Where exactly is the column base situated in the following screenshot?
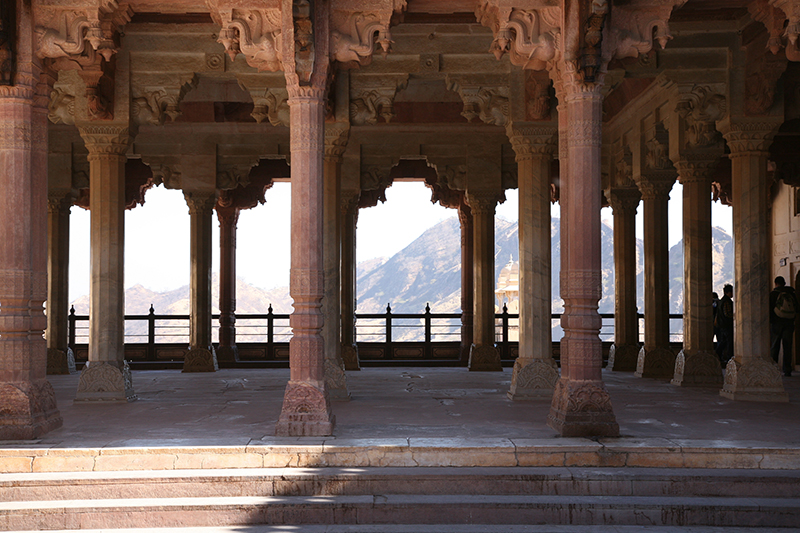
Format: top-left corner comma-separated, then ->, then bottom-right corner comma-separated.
671,349 -> 722,386
468,344 -> 502,371
325,357 -> 351,401
635,345 -> 676,379
182,346 -> 219,373
0,379 -> 63,440
215,345 -> 238,366
341,344 -> 360,371
607,343 -> 640,372
75,361 -> 137,402
547,378 -> 619,437
507,358 -> 558,400
46,347 -> 76,375
275,381 -> 335,436
720,357 -> 788,402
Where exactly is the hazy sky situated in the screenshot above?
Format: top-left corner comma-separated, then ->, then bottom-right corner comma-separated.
67,180 -> 733,302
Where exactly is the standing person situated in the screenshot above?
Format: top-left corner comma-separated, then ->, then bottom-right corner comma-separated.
770,276 -> 797,377
716,284 -> 734,365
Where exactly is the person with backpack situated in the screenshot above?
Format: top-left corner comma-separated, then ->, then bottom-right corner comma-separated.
770,276 -> 797,377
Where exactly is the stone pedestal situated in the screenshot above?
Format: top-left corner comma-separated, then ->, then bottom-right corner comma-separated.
672,162 -> 722,386
547,70 -> 618,437
323,125 -> 350,400
607,188 -> 641,372
46,194 -> 75,375
507,124 -> 558,398
276,84 -> 335,436
340,194 -> 360,371
634,168 -> 677,379
216,205 -> 239,365
466,192 -> 503,372
718,119 -> 787,402
75,125 -> 136,403
458,203 -> 474,365
183,192 -> 218,373
0,33 -> 63,437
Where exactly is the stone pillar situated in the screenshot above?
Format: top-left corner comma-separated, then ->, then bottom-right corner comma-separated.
547,70 -> 618,437
719,119 -> 787,402
75,125 -> 136,403
466,192 -> 503,371
340,194 -> 360,370
671,163 -> 722,386
458,203 -> 474,365
183,191 -> 218,372
216,205 -> 239,364
323,125 -> 350,399
634,168 -> 677,379
46,194 -> 76,374
0,7 -> 63,437
607,188 -> 641,371
507,125 -> 559,398
275,85 -> 335,436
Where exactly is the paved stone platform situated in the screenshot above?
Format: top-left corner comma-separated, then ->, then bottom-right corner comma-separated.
1,368 -> 799,472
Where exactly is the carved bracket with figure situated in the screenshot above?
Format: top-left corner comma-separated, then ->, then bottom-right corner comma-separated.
211,8 -> 284,72
476,2 -> 560,70
331,0 -> 405,66
447,76 -> 510,126
131,75 -> 198,126
349,74 -> 408,125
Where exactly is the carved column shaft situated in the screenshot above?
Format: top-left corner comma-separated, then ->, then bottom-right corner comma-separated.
46,195 -> 74,374
0,30 -> 62,436
547,75 -> 618,437
276,87 -> 335,435
634,172 -> 676,379
183,192 -> 217,373
217,205 -> 239,356
467,192 -> 503,371
458,204 -> 474,365
508,128 -> 559,398
340,196 -> 359,370
720,121 -> 787,401
76,125 -> 136,402
323,127 -> 349,399
608,188 -> 641,371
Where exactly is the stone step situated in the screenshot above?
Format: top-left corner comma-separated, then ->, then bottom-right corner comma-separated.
8,527 -> 799,533
1,494 -> 799,530
3,467 -> 799,502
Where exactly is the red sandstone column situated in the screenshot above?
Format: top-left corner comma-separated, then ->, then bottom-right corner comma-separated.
507,125 -> 559,398
216,205 -> 239,364
323,125 -> 350,399
466,192 -> 503,371
719,118 -> 787,401
458,204 -> 474,365
634,166 -> 677,379
547,69 -> 618,437
0,1 -> 62,438
607,188 -> 641,371
75,125 -> 136,402
340,194 -> 360,370
183,191 -> 218,372
275,84 -> 335,435
671,167 -> 722,386
46,194 -> 76,374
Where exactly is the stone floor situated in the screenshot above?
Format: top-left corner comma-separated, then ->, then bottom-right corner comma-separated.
8,367 -> 800,448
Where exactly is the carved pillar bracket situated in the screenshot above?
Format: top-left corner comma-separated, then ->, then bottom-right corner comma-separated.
331,1 -> 407,65
758,0 -> 800,61
475,2 -> 561,70
209,7 -> 283,72
506,123 -> 558,398
547,64 -> 618,437
447,76 -> 510,126
131,75 -> 198,126
606,186 -> 641,372
183,191 -> 218,373
717,117 -> 788,402
349,74 -> 408,125
466,191 -> 504,372
236,77 -> 290,126
75,124 -> 136,403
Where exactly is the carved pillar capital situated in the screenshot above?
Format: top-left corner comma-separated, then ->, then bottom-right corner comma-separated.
506,124 -> 557,161
719,118 -> 783,156
184,191 -> 217,215
674,155 -> 721,186
216,204 -> 240,228
635,171 -> 677,200
607,187 -> 641,215
78,125 -> 132,157
466,191 -> 504,215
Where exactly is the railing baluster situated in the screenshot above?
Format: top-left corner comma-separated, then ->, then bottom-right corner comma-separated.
68,305 -> 76,353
